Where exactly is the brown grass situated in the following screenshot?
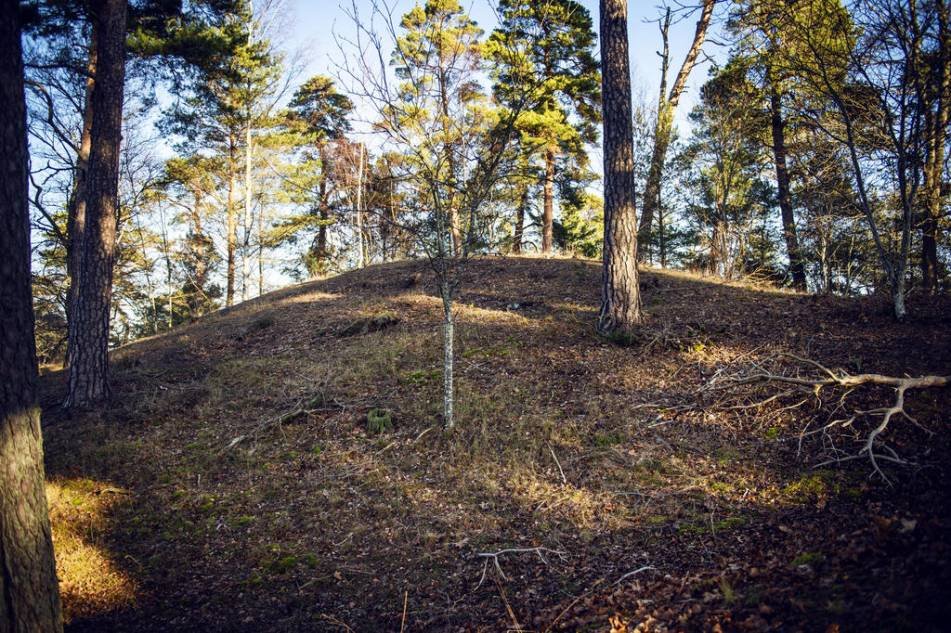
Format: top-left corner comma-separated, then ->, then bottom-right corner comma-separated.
40,256 -> 951,632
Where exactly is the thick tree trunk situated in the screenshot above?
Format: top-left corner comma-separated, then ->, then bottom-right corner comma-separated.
513,185 -> 528,254
65,25 -> 98,366
598,0 -> 643,336
637,0 -> 714,249
0,3 -> 64,628
65,0 -> 128,410
768,78 -> 807,290
542,148 -> 555,253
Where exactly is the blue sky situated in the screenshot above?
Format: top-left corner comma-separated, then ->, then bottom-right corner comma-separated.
281,0 -> 727,132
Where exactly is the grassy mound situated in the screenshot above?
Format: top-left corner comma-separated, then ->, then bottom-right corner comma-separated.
41,257 -> 951,632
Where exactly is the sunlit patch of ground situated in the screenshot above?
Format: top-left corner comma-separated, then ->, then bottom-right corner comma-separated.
46,478 -> 137,623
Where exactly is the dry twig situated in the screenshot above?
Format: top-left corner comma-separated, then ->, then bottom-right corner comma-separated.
476,547 -> 566,588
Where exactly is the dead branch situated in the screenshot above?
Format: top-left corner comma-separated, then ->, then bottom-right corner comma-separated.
476,547 -> 566,588
711,353 -> 949,482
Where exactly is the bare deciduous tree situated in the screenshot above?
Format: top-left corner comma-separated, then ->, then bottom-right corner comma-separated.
336,0 -> 537,428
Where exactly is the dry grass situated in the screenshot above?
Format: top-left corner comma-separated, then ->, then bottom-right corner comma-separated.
39,256 -> 951,632
46,479 -> 137,623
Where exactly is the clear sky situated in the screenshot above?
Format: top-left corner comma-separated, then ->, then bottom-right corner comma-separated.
280,0 -> 727,134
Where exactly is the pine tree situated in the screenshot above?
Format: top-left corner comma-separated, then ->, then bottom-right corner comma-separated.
598,0 -> 642,337
65,0 -> 129,409
161,0 -> 282,305
274,76 -> 354,275
0,0 -> 63,626
487,0 -> 600,254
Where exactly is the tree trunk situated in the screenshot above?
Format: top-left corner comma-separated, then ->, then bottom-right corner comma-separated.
513,184 -> 528,254
243,117 -> 253,300
65,0 -> 128,410
355,143 -> 365,268
922,0 -> 948,293
768,77 -> 807,290
637,0 -> 714,249
257,198 -> 264,296
598,0 -> 643,337
658,201 -> 667,268
542,148 -> 555,253
65,24 -> 98,366
226,149 -> 236,306
0,3 -> 64,628
440,281 -> 454,429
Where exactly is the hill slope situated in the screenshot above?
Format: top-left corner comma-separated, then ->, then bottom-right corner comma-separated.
41,257 -> 951,631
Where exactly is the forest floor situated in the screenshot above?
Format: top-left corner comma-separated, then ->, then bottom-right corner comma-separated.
39,257 -> 951,632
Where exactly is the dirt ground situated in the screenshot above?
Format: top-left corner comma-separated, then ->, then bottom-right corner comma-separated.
40,257 -> 951,632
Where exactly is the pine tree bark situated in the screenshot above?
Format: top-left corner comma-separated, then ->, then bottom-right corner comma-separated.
922,0 -> 948,293
598,0 -> 643,336
65,0 -> 128,410
542,148 -> 555,253
767,76 -> 807,290
0,2 -> 64,628
65,25 -> 98,366
637,0 -> 714,249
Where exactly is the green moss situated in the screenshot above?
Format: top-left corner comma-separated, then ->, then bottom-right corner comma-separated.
268,555 -> 298,574
594,432 -> 623,447
709,480 -> 735,494
782,470 -> 839,504
790,551 -> 825,567
233,515 -> 256,528
764,426 -> 780,440
196,494 -> 215,513
714,516 -> 747,530
402,369 -> 440,385
714,447 -> 741,464
301,553 -> 319,568
678,520 -> 707,535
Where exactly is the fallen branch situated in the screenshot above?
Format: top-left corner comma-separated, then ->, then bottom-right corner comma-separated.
713,353 -> 948,482
613,565 -> 656,586
225,392 -> 344,450
476,547 -> 566,588
548,442 -> 567,484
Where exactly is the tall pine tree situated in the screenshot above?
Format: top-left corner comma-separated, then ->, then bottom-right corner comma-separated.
487,0 -> 600,254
